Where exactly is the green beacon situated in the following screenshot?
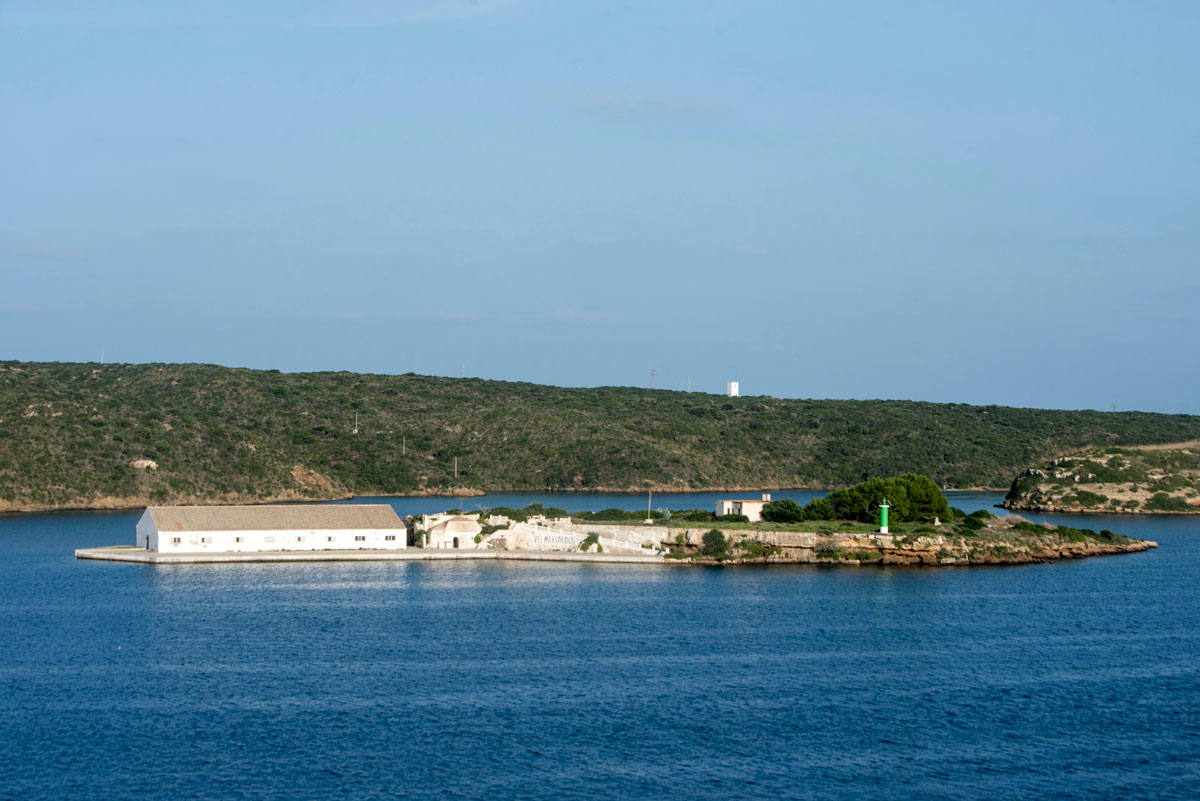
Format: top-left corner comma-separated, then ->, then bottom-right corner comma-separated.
879,497 -> 890,534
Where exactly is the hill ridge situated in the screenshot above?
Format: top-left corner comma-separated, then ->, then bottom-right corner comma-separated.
3,360 -> 1199,512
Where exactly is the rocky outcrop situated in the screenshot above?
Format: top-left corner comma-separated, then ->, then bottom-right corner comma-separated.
1004,444 -> 1200,515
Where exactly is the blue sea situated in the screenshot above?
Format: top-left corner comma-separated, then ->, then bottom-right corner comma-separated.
1,491 -> 1198,800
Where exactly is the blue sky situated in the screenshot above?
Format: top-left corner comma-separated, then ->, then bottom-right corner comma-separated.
2,1 -> 1197,412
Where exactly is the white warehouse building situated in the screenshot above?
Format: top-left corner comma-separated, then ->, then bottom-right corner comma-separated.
135,504 -> 408,553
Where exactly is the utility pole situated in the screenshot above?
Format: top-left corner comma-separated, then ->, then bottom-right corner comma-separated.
647,489 -> 652,522
650,369 -> 656,390
461,365 -> 465,378
454,456 -> 458,479
687,375 -> 691,393
402,435 -> 406,456
352,412 -> 358,435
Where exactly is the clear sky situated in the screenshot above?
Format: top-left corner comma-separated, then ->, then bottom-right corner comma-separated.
2,1 -> 1197,413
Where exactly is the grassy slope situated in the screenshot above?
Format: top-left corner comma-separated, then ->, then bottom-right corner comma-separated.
3,360 -> 1200,511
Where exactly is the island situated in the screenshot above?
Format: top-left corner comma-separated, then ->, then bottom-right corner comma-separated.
77,475 -> 1155,566
1003,442 -> 1200,514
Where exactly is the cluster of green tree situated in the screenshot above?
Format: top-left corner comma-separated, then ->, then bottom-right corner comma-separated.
761,474 -> 950,524
3,360 -> 1200,510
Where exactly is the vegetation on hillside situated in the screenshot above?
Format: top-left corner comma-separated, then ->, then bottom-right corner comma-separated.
3,360 -> 1200,511
1005,444 -> 1200,513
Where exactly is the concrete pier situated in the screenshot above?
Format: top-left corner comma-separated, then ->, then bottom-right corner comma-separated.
74,545 -> 665,565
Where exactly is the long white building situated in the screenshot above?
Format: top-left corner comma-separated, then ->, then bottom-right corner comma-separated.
135,504 -> 407,553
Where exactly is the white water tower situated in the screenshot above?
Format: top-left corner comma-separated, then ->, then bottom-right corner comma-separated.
727,381 -> 739,397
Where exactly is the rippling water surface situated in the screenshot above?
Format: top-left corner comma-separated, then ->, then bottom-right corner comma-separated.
1,493 -> 1198,800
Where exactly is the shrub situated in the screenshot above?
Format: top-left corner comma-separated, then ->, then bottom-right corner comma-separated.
761,498 -> 806,523
803,497 -> 834,521
1144,492 -> 1189,512
700,529 -> 727,557
1068,489 -> 1108,505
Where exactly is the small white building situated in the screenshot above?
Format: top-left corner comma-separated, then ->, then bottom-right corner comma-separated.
715,493 -> 772,523
135,504 -> 407,553
727,381 -> 740,397
421,513 -> 483,549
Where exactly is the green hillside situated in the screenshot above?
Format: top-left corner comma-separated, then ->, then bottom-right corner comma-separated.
2,360 -> 1199,511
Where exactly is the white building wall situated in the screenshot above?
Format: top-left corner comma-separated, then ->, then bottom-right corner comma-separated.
136,509 -> 155,549
715,499 -> 767,522
147,523 -> 406,553
427,519 -> 483,549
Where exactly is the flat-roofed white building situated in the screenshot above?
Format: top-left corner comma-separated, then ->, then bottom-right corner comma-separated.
135,504 -> 407,553
715,493 -> 772,523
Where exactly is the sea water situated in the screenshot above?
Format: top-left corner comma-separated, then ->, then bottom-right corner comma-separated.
0,493 -> 1197,800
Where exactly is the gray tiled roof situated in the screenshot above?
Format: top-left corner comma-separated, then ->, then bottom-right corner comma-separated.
146,504 -> 404,532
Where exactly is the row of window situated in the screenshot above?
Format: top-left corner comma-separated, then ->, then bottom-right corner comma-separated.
167,534 -> 398,545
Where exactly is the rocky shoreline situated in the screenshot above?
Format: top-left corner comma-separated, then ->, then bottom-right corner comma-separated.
661,526 -> 1155,566
1001,499 -> 1199,515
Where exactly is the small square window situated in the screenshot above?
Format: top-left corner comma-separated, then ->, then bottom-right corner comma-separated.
354,535 -> 366,542
172,537 -> 181,544
235,537 -> 243,543
385,535 -> 395,541
327,536 -> 335,542
200,537 -> 211,544
297,536 -> 304,542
